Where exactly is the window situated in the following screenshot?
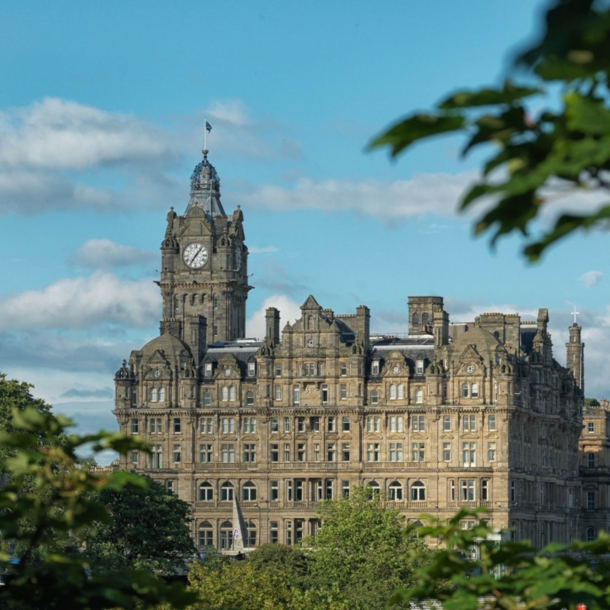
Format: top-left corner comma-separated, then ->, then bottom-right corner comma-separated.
588,452 -> 596,467
463,442 -> 476,467
270,481 -> 279,501
389,481 -> 403,501
149,417 -> 162,434
450,480 -> 455,501
220,483 -> 234,502
368,481 -> 381,496
243,417 -> 256,433
389,442 -> 403,462
321,385 -> 328,404
270,417 -> 279,433
203,390 -> 212,406
342,416 -> 350,432
270,521 -> 279,544
488,414 -> 496,431
130,450 -> 139,463
248,362 -> 256,377
150,445 -> 162,469
286,481 -> 293,502
284,417 -> 291,433
200,417 -> 213,434
588,422 -> 595,433
221,387 -> 228,401
342,443 -> 350,461
366,443 -> 380,462
340,384 -> 347,400
443,442 -> 451,461
229,386 -> 236,401
415,389 -> 424,404
587,527 -> 596,542
204,363 -> 213,378
199,482 -> 213,501
199,444 -> 213,463
327,443 -> 336,462
372,361 -> 380,376
397,384 -> 404,399
389,416 -> 402,432
341,481 -> 350,498
198,521 -> 213,548
370,389 -> 379,404
172,444 -> 181,463
463,415 -> 476,432
389,384 -> 397,400
275,364 -> 282,377
367,416 -> 380,432
488,442 -> 497,462
340,363 -> 347,376
460,480 -> 475,501
270,443 -> 279,462
243,443 -> 256,463
481,479 -> 489,501
411,481 -> 426,501
294,416 -> 304,433
285,520 -> 293,545
131,418 -> 139,434
411,442 -> 425,462
242,481 -> 257,501
293,385 -> 300,405
221,444 -> 235,463
173,418 -> 181,433
297,443 -> 306,461
510,480 -> 516,502
327,417 -> 336,432
246,391 -> 254,405
220,520 -> 233,549
442,415 -> 451,431
284,443 -> 291,462
471,383 -> 479,398
150,387 -> 158,402
221,417 -> 235,434
311,416 -> 320,432
587,491 -> 596,510
274,385 -> 282,401
416,359 -> 424,375
412,415 -> 425,432
462,383 -> 469,398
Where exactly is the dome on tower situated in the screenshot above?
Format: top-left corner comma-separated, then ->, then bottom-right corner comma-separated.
186,151 -> 226,217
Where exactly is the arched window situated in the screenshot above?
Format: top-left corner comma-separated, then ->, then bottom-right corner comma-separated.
158,387 -> 166,402
242,481 -> 257,501
203,391 -> 212,406
397,384 -> 404,399
412,313 -> 420,328
246,520 -> 257,547
471,383 -> 479,398
462,383 -> 469,398
367,481 -> 380,498
198,520 -> 213,548
220,482 -> 234,501
220,520 -> 233,550
198,482 -> 213,501
421,313 -> 429,328
370,389 -> 379,404
415,389 -> 423,404
411,481 -> 426,501
246,391 -> 254,406
388,481 -> 403,501
587,527 -> 596,542
150,387 -> 157,402
229,386 -> 236,401
389,384 -> 396,400
221,387 -> 229,401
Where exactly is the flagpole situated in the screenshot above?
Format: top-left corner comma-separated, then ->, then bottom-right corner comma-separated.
203,116 -> 207,152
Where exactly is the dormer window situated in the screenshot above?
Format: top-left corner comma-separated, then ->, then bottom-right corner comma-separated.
248,362 -> 256,377
416,360 -> 424,375
372,361 -> 380,376
205,363 -> 213,378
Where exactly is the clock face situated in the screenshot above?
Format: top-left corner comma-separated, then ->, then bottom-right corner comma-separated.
466,365 -> 475,373
393,366 -> 399,374
224,368 -> 231,376
154,369 -> 161,378
307,339 -> 315,347
183,243 -> 208,268
234,247 -> 242,270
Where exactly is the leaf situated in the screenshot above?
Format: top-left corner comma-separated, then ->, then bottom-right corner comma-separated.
565,91 -> 610,134
439,81 -> 541,110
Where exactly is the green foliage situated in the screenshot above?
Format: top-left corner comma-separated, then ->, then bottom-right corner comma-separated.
304,485 -> 430,610
247,543 -> 311,590
0,400 -> 196,609
585,397 -> 601,406
84,475 -> 196,575
369,0 -> 610,261
390,508 -> 610,609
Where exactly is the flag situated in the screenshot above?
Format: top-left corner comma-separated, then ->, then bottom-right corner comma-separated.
205,120 -> 212,133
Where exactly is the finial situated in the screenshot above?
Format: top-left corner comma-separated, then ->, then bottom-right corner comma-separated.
237,204 -> 241,209
202,149 -> 209,157
572,305 -> 580,325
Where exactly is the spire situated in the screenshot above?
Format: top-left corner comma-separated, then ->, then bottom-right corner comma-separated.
185,150 -> 226,217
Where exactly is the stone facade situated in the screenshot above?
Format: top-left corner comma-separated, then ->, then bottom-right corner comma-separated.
113,153 -> 599,552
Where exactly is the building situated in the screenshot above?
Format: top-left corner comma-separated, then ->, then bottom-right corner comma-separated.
113,151 -> 594,551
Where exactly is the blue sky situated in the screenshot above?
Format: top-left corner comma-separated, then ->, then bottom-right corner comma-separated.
2,1 -> 609,451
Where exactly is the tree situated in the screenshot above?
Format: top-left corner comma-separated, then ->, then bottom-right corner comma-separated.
0,401 -> 196,609
247,543 -> 312,590
84,475 -> 196,575
370,0 -> 610,261
304,485 -> 430,610
390,508 -> 610,610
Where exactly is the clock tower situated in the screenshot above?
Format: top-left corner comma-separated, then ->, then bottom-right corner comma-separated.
159,150 -> 250,350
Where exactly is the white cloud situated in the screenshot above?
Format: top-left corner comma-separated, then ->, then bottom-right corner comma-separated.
229,172 -> 476,221
69,239 -> 156,269
0,271 -> 161,330
246,294 -> 303,340
580,270 -> 604,288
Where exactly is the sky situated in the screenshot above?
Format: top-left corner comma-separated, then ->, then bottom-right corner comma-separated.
2,1 -> 610,455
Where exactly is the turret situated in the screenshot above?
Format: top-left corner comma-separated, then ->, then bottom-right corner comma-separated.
566,323 -> 585,394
